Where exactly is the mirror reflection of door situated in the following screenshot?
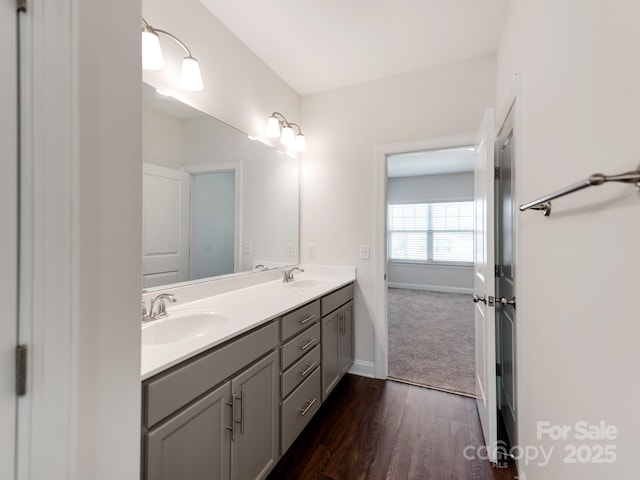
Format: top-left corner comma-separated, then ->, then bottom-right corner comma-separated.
142,163 -> 191,288
191,171 -> 236,278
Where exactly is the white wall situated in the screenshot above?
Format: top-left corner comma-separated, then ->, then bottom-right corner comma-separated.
300,55 -> 496,371
497,1 -> 640,478
143,103 -> 185,166
142,0 -> 300,145
387,172 -> 474,292
76,0 -> 142,478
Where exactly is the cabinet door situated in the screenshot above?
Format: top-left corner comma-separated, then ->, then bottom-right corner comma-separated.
145,381 -> 231,480
231,351 -> 280,480
321,309 -> 341,400
339,301 -> 354,375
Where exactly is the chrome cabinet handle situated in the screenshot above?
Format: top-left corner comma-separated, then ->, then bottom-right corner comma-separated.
298,362 -> 318,377
298,398 -> 317,417
239,388 -> 245,434
299,314 -> 316,325
300,338 -> 317,351
226,397 -> 237,440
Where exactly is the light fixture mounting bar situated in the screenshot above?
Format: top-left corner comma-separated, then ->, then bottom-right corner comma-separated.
142,17 -> 194,58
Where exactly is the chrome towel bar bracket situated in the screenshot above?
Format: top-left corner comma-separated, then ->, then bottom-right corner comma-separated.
519,165 -> 640,216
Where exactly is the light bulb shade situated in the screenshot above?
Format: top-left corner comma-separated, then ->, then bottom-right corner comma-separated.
180,57 -> 203,91
280,125 -> 295,146
295,133 -> 306,152
265,116 -> 281,138
142,30 -> 164,70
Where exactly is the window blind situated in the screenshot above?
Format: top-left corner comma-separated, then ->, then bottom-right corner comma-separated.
388,201 -> 473,263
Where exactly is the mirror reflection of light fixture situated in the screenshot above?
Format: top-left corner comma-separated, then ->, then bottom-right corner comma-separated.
142,18 -> 203,91
265,112 -> 306,152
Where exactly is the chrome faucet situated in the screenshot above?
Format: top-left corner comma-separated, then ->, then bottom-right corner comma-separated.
282,266 -> 304,283
143,293 -> 177,322
254,264 -> 267,271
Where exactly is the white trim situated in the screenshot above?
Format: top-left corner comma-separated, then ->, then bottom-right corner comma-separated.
388,283 -> 473,295
348,360 -> 376,378
18,0 -> 77,478
373,134 -> 476,380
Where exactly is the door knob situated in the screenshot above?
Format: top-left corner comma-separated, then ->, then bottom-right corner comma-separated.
499,297 -> 516,308
473,294 -> 486,304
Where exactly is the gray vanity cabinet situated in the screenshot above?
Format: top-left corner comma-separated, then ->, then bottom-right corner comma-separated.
321,284 -> 355,400
146,381 -> 231,480
230,350 -> 280,480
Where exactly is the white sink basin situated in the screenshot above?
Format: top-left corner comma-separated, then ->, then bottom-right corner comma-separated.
287,279 -> 329,289
142,310 -> 231,346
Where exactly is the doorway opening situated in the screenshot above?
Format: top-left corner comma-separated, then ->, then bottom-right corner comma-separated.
385,145 -> 477,397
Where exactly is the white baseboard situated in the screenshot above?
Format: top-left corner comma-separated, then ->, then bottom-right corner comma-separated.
388,282 -> 473,295
348,360 -> 376,378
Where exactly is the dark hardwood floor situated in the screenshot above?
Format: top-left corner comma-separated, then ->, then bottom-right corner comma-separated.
268,375 -> 517,480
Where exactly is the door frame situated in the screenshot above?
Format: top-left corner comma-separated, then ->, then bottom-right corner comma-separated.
373,134 -> 476,379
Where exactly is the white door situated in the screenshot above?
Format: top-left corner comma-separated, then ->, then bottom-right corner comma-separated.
473,107 -> 497,463
143,163 -> 191,288
0,1 -> 18,477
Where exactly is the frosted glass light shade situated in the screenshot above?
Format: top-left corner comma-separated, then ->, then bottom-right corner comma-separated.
180,57 -> 203,91
265,116 -> 281,137
142,30 -> 164,70
280,125 -> 295,146
295,133 -> 306,152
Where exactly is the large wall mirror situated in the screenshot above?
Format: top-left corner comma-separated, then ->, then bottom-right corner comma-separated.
142,83 -> 299,290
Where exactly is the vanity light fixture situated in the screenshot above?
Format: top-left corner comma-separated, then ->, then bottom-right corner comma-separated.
265,112 -> 306,152
142,18 -> 203,91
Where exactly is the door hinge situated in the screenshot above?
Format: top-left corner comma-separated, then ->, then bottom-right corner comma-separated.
17,0 -> 27,12
494,167 -> 500,180
495,264 -> 501,278
496,363 -> 502,377
16,345 -> 27,396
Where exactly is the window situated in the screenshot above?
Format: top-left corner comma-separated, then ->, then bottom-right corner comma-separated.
388,201 -> 473,263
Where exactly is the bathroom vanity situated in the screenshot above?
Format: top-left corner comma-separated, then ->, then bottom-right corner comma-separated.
140,268 -> 355,480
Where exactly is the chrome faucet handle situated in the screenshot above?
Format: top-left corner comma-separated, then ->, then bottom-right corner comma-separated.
142,300 -> 151,321
149,293 -> 177,319
283,266 -> 304,283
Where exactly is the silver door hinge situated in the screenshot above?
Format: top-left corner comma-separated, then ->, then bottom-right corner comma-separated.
16,345 -> 27,396
17,0 -> 27,13
494,167 -> 500,180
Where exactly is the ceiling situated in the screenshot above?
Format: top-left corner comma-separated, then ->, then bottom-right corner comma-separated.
387,147 -> 475,178
199,0 -> 510,95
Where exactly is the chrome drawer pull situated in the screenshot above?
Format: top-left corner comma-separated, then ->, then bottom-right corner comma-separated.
299,314 -> 316,325
300,338 -> 317,351
298,362 -> 318,377
298,398 -> 317,417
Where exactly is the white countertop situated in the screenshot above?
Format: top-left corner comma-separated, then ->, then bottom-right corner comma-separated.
141,266 -> 356,380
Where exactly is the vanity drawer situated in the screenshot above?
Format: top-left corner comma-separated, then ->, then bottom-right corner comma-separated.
281,368 -> 321,453
281,322 -> 320,370
321,283 -> 354,316
144,320 -> 278,429
281,345 -> 320,399
281,300 -> 320,341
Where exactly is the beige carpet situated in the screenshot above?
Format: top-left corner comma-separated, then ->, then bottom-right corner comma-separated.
387,288 -> 476,397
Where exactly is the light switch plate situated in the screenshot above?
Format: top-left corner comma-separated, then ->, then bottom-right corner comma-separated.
307,244 -> 316,258
360,244 -> 370,259
287,243 -> 295,257
243,241 -> 252,254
